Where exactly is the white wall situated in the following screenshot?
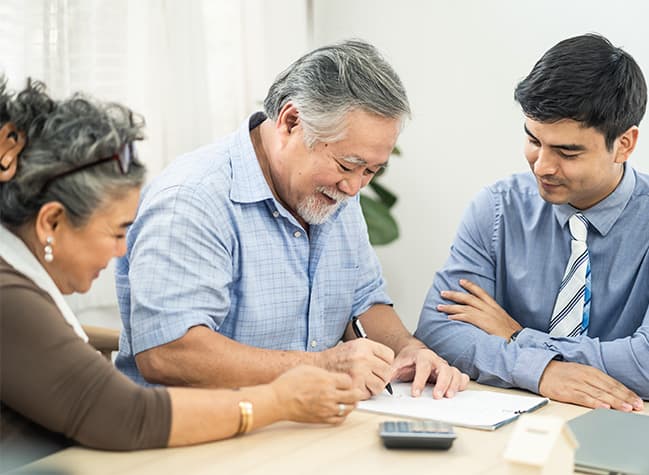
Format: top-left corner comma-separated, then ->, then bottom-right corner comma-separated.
312,0 -> 649,330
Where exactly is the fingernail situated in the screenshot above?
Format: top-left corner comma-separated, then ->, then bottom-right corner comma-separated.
440,291 -> 448,297
447,390 -> 454,398
459,279 -> 466,285
621,403 -> 633,412
634,399 -> 644,410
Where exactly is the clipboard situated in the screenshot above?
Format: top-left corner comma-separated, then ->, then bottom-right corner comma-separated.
357,382 -> 548,430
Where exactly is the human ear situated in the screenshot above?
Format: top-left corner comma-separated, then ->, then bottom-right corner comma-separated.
614,126 -> 639,164
276,102 -> 300,137
34,202 -> 66,246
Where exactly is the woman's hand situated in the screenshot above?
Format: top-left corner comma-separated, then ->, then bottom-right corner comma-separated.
271,365 -> 362,425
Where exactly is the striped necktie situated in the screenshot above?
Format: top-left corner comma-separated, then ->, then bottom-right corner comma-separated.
548,213 -> 591,337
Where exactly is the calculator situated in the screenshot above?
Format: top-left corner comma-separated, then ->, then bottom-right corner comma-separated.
379,420 -> 457,450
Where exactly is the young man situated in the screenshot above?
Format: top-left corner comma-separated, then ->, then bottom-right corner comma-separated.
116,40 -> 468,399
416,34 -> 647,410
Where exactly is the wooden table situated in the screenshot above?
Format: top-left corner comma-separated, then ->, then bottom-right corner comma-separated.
14,382 -> 648,475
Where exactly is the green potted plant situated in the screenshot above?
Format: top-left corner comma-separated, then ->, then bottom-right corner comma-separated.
360,146 -> 401,245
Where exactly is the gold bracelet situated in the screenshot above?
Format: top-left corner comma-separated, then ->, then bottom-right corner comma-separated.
237,401 -> 253,435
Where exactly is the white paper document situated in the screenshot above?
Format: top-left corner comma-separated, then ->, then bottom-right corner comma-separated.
357,383 -> 548,430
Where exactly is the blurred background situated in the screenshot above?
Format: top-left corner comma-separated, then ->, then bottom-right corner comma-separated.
2,0 -> 648,331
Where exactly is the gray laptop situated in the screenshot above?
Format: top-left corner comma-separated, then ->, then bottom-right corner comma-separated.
568,408 -> 649,475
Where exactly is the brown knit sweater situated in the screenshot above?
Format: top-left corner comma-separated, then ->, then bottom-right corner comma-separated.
0,257 -> 171,471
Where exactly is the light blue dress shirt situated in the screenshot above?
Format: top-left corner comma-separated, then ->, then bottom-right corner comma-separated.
115,113 -> 391,386
415,166 -> 649,398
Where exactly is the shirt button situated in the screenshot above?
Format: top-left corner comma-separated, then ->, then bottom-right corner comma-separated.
272,210 -> 279,218
294,231 -> 302,238
310,340 -> 317,348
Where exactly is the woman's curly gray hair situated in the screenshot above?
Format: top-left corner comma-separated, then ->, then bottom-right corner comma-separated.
0,77 -> 146,227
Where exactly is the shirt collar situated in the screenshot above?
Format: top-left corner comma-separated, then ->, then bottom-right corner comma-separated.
553,164 -> 636,236
229,112 -> 275,204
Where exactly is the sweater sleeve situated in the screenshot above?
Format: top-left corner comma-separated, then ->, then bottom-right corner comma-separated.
0,271 -> 172,450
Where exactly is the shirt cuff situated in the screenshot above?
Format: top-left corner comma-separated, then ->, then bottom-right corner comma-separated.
513,327 -> 556,349
132,314 -> 218,355
511,346 -> 560,393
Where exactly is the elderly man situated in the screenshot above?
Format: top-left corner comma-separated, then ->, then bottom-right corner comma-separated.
116,40 -> 468,399
416,34 -> 648,411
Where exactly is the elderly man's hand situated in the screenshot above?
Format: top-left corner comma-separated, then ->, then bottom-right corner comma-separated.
316,339 -> 394,400
391,341 -> 469,399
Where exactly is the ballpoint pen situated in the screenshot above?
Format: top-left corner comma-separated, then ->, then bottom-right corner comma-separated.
351,316 -> 394,395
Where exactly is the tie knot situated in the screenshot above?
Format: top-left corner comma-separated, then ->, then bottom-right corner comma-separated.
568,213 -> 588,242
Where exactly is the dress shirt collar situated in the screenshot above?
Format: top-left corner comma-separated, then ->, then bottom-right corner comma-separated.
553,164 -> 636,236
229,112 -> 275,204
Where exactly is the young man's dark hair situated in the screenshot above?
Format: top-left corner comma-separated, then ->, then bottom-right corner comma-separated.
514,33 -> 647,150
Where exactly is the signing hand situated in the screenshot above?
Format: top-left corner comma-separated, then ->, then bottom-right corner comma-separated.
438,279 -> 522,339
391,341 -> 469,399
539,360 -> 644,412
317,338 -> 394,399
271,365 -> 362,425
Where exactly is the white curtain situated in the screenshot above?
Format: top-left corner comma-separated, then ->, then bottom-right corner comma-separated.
1,0 -> 310,326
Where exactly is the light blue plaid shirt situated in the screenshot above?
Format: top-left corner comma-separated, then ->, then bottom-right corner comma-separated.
115,113 -> 391,385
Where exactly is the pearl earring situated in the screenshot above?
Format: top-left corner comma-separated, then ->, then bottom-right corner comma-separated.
44,236 -> 54,263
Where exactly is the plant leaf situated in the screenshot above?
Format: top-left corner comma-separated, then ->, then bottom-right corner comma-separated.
368,180 -> 397,209
360,194 -> 399,245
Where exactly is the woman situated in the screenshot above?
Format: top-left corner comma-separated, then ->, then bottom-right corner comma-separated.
0,80 -> 361,471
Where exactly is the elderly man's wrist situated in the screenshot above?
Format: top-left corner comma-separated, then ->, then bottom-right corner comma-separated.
309,348 -> 327,370
395,337 -> 427,355
508,328 -> 523,343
